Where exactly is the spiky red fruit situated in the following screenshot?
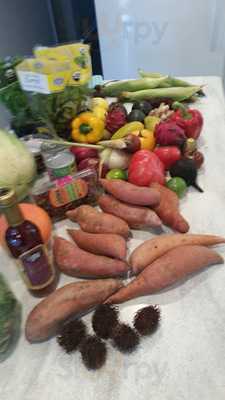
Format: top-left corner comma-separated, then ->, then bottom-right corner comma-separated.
133,305 -> 160,336
80,335 -> 107,370
57,319 -> 87,353
105,103 -> 127,133
112,323 -> 140,353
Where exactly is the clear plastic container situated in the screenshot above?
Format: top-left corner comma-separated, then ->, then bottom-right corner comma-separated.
30,168 -> 100,222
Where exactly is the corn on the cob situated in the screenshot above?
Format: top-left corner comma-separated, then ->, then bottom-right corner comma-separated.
121,86 -> 201,102
138,70 -> 194,87
101,77 -> 168,97
138,70 -> 165,79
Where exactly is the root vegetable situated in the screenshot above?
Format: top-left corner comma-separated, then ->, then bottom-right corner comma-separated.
66,205 -> 130,238
68,229 -> 127,260
25,278 -> 123,342
98,194 -> 162,229
54,237 -> 129,278
150,182 -> 189,233
106,245 -> 223,304
130,233 -> 225,274
100,178 -> 160,206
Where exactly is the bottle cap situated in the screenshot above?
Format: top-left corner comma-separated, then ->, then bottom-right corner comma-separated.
0,188 -> 17,208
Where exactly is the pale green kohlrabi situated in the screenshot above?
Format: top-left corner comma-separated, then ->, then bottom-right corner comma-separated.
0,129 -> 36,200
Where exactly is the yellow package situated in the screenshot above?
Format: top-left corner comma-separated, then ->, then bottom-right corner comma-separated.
16,58 -> 71,94
34,43 -> 92,86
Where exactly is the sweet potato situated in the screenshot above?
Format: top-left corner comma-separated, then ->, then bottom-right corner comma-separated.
26,278 -> 123,342
150,182 -> 189,233
106,245 -> 223,304
54,236 -> 129,278
66,205 -> 130,238
130,233 -> 225,274
98,194 -> 162,229
100,178 -> 160,206
68,229 -> 127,260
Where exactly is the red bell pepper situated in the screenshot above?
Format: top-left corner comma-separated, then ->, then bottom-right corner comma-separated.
153,146 -> 181,170
170,102 -> 203,139
128,149 -> 165,187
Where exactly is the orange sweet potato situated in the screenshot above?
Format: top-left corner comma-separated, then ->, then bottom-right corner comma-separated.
100,178 -> 160,206
130,233 -> 225,274
98,194 -> 162,229
66,205 -> 130,238
54,236 -> 129,278
106,245 -> 223,304
68,229 -> 127,260
26,278 -> 123,342
150,182 -> 189,233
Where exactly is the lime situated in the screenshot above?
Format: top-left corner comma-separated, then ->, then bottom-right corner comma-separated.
106,168 -> 128,180
166,177 -> 187,198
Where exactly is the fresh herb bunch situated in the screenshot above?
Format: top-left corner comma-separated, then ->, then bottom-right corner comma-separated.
30,85 -> 90,139
0,56 -> 90,138
0,273 -> 21,358
0,56 -> 35,133
0,56 -> 23,88
0,56 -> 31,117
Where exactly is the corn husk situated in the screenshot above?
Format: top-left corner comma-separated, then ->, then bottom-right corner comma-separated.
121,86 -> 202,102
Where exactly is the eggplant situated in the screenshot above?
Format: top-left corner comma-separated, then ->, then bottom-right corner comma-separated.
169,158 -> 203,192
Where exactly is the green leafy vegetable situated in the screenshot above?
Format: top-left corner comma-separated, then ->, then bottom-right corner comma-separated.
30,85 -> 90,138
0,274 -> 21,361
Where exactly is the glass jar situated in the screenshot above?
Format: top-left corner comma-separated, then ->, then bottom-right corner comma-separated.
20,134 -> 45,175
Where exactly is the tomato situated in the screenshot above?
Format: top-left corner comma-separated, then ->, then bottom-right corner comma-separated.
70,147 -> 98,163
128,150 -> 165,187
153,146 -> 181,170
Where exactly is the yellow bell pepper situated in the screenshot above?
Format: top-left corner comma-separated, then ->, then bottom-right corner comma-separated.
71,112 -> 105,144
92,106 -> 107,121
144,116 -> 160,132
140,129 -> 156,150
132,129 -> 156,150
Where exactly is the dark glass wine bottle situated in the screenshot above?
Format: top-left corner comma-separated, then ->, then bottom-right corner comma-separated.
0,188 -> 56,297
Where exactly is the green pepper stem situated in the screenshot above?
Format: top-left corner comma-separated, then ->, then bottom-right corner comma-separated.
172,101 -> 192,120
79,123 -> 93,134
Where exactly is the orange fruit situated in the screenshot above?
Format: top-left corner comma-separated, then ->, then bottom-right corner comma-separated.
0,203 -> 52,245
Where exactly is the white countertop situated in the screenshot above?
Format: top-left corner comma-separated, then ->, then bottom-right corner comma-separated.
1,76 -> 225,400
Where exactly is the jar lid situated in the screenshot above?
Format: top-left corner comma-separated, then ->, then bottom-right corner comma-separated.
20,135 -> 42,155
46,152 -> 75,170
0,187 -> 17,207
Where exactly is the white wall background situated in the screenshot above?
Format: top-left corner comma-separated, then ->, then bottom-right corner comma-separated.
95,0 -> 225,80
